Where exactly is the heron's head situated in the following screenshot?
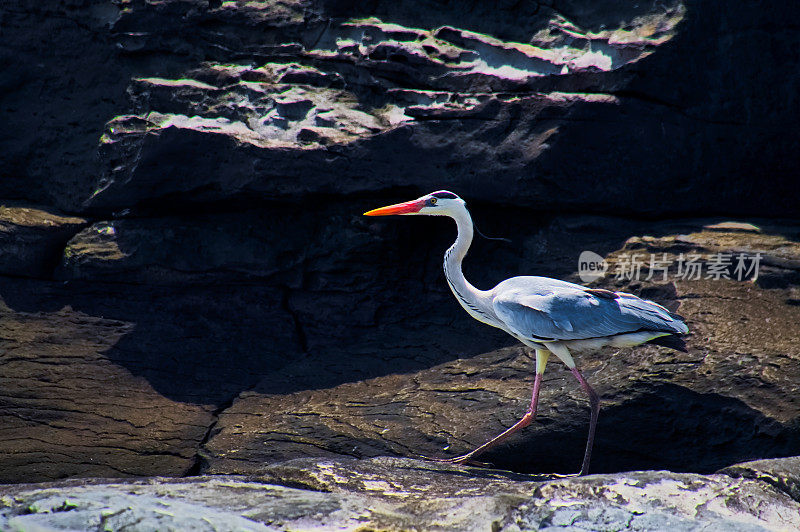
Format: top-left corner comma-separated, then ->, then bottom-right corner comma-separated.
363,190 -> 465,217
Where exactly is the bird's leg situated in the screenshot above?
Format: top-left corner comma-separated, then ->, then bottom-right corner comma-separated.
570,366 -> 600,476
430,349 -> 549,465
432,374 -> 542,464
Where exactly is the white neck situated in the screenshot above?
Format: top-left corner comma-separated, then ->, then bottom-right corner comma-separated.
443,207 -> 499,327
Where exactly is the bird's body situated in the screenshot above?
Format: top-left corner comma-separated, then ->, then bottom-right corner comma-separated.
365,190 -> 688,474
456,275 -> 685,351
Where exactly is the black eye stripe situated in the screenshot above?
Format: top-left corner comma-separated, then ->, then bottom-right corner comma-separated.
432,191 -> 458,199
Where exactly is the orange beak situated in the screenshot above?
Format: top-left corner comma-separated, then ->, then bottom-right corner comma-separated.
363,199 -> 425,216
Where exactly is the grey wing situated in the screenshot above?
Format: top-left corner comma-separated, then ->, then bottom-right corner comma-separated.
491,278 -> 688,342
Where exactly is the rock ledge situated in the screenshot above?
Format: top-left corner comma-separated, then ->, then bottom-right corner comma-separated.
1,456 -> 799,531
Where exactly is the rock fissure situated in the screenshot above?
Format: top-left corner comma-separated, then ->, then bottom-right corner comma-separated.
187,385 -> 259,477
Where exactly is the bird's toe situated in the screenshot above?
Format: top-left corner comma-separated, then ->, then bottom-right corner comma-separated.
420,454 -> 492,467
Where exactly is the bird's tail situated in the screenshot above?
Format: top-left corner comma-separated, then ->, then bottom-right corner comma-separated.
646,333 -> 687,352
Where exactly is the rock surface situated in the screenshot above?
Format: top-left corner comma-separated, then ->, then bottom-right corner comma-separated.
2,212 -> 799,481
1,0 -> 799,490
1,456 -> 799,531
721,456 -> 800,505
0,205 -> 85,278
199,219 -> 800,476
2,1 -> 800,217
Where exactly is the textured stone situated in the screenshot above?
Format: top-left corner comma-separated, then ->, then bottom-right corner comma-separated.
3,1 -> 800,217
507,469 -> 800,531
0,204 -> 85,278
1,0 -> 800,487
0,275 -> 297,482
720,456 -> 800,504
200,219 -> 800,476
1,457 -> 798,531
2,201 -> 799,483
0,282 -> 210,482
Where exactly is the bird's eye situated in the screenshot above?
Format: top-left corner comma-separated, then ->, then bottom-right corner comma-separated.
429,197 -> 437,205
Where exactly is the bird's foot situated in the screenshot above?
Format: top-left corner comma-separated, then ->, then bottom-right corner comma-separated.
546,470 -> 590,479
547,472 -> 580,479
418,453 -> 492,467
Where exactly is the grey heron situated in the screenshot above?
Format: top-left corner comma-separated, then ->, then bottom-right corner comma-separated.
364,190 -> 688,475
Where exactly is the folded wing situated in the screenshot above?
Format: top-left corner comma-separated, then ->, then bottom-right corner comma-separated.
492,279 -> 687,342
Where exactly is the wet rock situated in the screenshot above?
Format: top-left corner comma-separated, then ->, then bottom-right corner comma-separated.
1,457 -> 798,531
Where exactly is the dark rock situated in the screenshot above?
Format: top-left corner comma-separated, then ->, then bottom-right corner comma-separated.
3,1 -> 799,217
56,210 -> 316,284
274,98 -> 314,120
199,220 -> 800,476
0,274 -> 299,482
0,283 -> 211,482
2,196 -> 799,483
0,204 -> 85,278
72,4 -> 684,214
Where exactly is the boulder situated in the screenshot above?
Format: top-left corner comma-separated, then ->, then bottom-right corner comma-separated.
0,278 -> 212,482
